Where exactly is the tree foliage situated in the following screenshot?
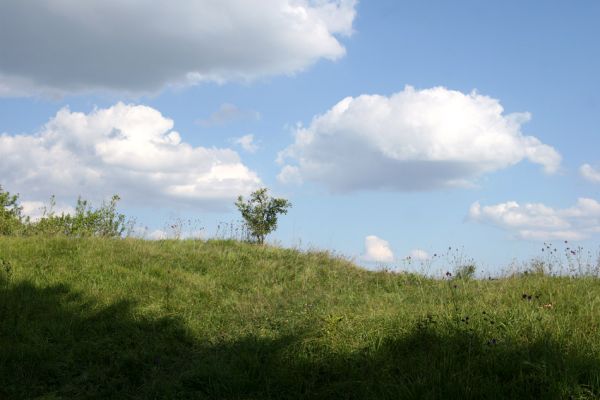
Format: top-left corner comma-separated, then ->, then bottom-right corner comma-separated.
235,188 -> 291,244
0,185 -> 128,238
0,185 -> 26,235
34,195 -> 129,237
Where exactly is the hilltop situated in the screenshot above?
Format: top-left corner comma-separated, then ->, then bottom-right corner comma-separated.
1,237 -> 599,399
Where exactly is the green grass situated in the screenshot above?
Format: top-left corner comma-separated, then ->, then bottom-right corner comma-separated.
1,237 -> 599,399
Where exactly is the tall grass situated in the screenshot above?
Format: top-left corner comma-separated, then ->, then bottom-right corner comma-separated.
1,237 -> 599,399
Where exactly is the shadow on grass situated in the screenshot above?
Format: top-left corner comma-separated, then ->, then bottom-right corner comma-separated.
1,277 -> 599,399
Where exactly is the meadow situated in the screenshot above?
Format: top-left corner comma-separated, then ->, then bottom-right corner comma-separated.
1,237 -> 599,399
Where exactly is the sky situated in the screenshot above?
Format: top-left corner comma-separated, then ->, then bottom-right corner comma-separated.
1,0 -> 599,274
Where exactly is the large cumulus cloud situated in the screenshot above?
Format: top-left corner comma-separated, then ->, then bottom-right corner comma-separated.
0,0 -> 356,96
0,103 -> 261,209
278,86 -> 561,192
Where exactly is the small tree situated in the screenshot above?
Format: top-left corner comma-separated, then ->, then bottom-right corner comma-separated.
235,188 -> 291,244
0,185 -> 26,235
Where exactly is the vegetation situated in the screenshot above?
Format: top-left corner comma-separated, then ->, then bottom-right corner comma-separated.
0,186 -> 129,238
34,195 -> 130,237
236,187 -> 291,244
454,263 -> 477,280
0,185 -> 26,235
2,184 -> 599,398
1,237 -> 600,399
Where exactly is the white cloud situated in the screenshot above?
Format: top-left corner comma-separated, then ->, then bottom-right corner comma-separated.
139,227 -> 204,240
0,103 -> 261,209
277,165 -> 304,185
409,249 -> 430,261
580,164 -> 600,183
278,86 -> 561,192
469,198 -> 600,241
362,235 -> 394,263
147,229 -> 168,241
233,134 -> 259,153
197,104 -> 260,127
20,201 -> 76,222
0,0 -> 357,96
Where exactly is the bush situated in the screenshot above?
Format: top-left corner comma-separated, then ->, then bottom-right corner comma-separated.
0,185 -> 129,238
32,195 -> 129,238
454,264 -> 476,280
0,185 -> 26,236
235,188 -> 291,244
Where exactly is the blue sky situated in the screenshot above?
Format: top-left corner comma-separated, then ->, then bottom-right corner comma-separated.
1,1 -> 599,274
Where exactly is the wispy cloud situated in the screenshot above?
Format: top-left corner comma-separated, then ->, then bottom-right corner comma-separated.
408,249 -> 430,261
232,134 -> 259,153
469,198 -> 600,241
197,103 -> 260,127
580,163 -> 600,183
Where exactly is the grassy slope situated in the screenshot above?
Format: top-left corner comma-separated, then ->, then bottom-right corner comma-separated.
1,237 -> 599,399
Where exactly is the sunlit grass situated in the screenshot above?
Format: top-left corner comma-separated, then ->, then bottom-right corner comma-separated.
1,237 -> 599,399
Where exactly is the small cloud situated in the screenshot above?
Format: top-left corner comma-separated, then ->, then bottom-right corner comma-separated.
129,226 -> 168,240
233,134 -> 259,153
469,197 -> 600,241
580,163 -> 600,183
148,229 -> 168,240
20,201 -> 75,222
409,249 -> 430,261
362,235 -> 394,263
20,201 -> 46,221
277,165 -> 303,185
197,103 -> 260,127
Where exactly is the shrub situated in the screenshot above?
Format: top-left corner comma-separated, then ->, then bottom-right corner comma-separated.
32,195 -> 128,238
0,185 -> 26,236
235,188 -> 291,244
454,264 -> 476,280
0,189 -> 129,238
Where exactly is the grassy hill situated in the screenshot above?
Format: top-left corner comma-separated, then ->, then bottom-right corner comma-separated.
1,237 -> 599,399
